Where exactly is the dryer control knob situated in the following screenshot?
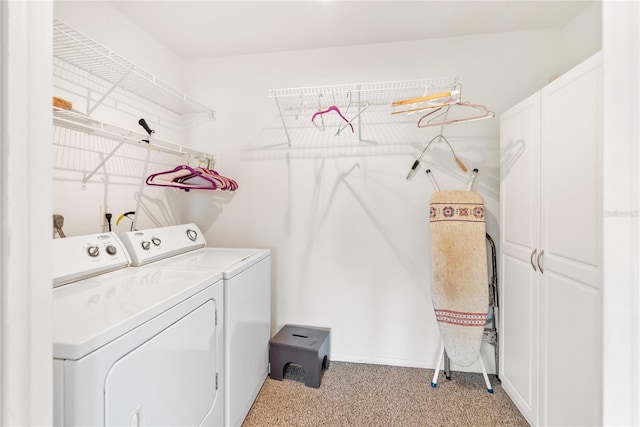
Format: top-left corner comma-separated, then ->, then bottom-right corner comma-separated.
87,245 -> 100,257
105,245 -> 117,255
186,229 -> 197,241
141,241 -> 151,250
151,237 -> 161,246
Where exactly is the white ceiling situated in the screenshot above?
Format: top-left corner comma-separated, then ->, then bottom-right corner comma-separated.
109,0 -> 594,60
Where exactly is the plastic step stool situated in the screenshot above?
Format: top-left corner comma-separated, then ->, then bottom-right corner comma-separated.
269,325 -> 330,388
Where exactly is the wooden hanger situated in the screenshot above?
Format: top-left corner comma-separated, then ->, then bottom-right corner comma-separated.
391,88 -> 461,115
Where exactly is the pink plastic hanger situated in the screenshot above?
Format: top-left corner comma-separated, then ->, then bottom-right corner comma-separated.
146,165 -> 218,192
193,167 -> 238,191
311,105 -> 354,133
417,102 -> 494,128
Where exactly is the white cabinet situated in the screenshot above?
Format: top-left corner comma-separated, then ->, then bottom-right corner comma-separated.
499,52 -> 602,426
500,91 -> 541,423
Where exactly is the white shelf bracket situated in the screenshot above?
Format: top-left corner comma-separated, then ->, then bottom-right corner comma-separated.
132,144 -> 153,232
80,133 -> 133,190
87,70 -> 131,116
273,97 -> 291,146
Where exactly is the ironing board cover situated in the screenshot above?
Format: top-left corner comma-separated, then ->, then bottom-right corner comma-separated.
429,190 -> 488,367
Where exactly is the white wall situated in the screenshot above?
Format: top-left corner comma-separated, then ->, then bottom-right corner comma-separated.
50,1 -> 601,372
560,1 -> 602,75
182,30 -> 565,370
181,4 -> 600,371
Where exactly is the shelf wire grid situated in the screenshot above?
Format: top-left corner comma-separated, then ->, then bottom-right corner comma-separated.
53,19 -> 214,117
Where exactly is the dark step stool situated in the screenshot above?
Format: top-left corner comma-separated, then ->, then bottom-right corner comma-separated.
269,325 -> 330,388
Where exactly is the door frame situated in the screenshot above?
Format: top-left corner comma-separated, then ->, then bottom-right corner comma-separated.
602,1 -> 640,425
0,1 -> 53,425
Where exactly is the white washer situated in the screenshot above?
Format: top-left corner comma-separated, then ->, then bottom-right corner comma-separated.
120,224 -> 271,427
52,231 -> 224,427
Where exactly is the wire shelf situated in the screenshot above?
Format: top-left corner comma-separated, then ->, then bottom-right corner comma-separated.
53,107 -> 212,159
269,78 -> 458,107
268,78 -> 459,144
53,19 -> 215,117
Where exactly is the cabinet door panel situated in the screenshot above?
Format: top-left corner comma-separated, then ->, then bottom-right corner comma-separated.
541,63 -> 602,278
499,92 -> 541,426
539,53 -> 603,426
500,253 -> 538,424
501,93 -> 541,252
540,272 -> 601,426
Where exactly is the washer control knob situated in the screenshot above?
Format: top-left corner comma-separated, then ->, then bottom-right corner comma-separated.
151,237 -> 161,246
186,229 -> 197,242
141,241 -> 151,251
105,245 -> 117,255
87,245 -> 100,257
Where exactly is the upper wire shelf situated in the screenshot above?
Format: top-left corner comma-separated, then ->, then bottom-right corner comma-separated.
53,18 -> 215,117
269,78 -> 459,105
268,78 -> 459,145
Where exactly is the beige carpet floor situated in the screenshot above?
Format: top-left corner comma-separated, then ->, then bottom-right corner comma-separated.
243,361 -> 529,427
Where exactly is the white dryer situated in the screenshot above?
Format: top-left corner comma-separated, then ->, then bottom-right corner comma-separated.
120,224 -> 271,427
52,231 -> 224,427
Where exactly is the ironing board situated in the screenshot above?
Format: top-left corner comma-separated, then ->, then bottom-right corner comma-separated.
424,169 -> 493,393
430,190 -> 488,367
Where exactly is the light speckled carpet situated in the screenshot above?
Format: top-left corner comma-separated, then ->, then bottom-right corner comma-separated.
243,361 -> 528,426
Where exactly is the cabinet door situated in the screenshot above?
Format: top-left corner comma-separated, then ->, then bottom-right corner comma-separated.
539,52 -> 602,426
499,92 -> 541,426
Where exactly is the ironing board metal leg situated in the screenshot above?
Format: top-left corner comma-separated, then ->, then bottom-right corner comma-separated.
431,343 -> 444,387
444,350 -> 451,380
478,355 -> 494,393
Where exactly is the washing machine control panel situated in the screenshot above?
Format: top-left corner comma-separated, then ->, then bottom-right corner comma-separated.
52,232 -> 131,287
120,223 -> 206,266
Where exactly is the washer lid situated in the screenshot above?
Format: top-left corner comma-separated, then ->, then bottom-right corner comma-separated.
157,248 -> 270,278
52,232 -> 130,287
52,266 -> 222,360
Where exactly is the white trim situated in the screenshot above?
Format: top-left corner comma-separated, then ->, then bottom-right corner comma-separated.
0,1 -> 53,425
602,1 -> 640,425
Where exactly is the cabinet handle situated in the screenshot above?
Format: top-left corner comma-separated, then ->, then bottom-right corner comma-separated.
128,404 -> 143,426
530,249 -> 538,272
537,250 -> 544,274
